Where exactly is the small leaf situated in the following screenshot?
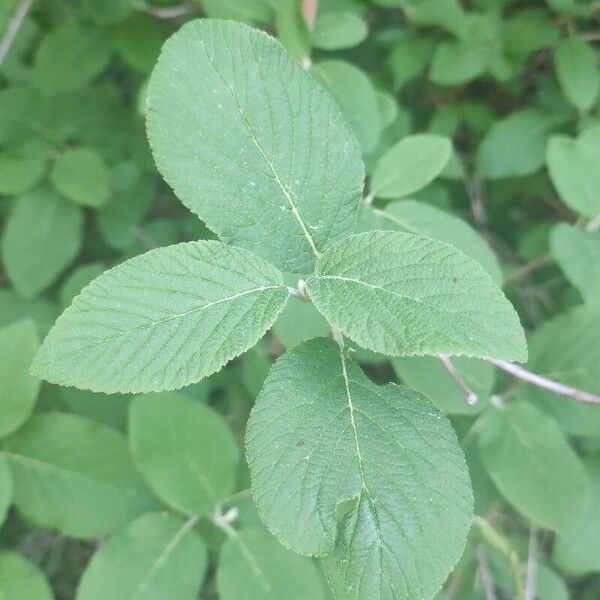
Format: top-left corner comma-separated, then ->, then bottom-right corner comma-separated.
0,552 -> 53,600
0,453 -> 12,527
32,241 -> 289,394
478,401 -> 588,534
550,223 -> 600,305
147,19 -> 363,273
273,297 -> 330,349
547,134 -> 600,217
32,22 -> 113,95
376,200 -> 502,283
0,153 -> 46,196
246,338 -> 473,600
0,290 -> 57,338
306,231 -> 527,361
478,109 -> 560,179
312,12 -> 368,50
2,189 -> 83,298
0,319 -> 40,439
77,512 -> 207,600
430,40 -> 488,86
555,36 -> 600,112
130,393 -> 239,516
370,134 -> 452,199
553,457 -> 600,575
51,148 -> 110,208
217,527 -> 327,600
3,413 -> 157,538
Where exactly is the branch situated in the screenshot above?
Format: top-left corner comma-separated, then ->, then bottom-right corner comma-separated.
503,253 -> 553,284
0,0 -> 34,67
139,1 -> 195,19
476,545 -> 497,600
524,527 -> 539,600
488,358 -> 600,405
438,354 -> 478,405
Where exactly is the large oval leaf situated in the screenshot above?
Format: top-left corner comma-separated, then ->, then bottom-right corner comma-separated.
306,231 -> 527,361
246,338 -> 473,600
32,241 -> 289,393
146,19 -> 364,273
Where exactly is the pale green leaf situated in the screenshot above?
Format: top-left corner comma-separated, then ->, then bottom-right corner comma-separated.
0,320 -> 40,439
246,338 -> 473,600
393,356 -> 494,415
33,22 -> 113,95
306,231 -> 527,360
0,290 -> 57,338
0,154 -> 46,196
370,134 -> 452,199
523,305 -> 600,437
3,413 -> 157,538
130,393 -> 239,516
59,263 -> 106,309
478,401 -> 588,534
376,200 -> 502,284
551,223 -> 600,305
0,453 -> 12,526
430,40 -> 488,86
272,297 -> 330,349
547,134 -> 600,217
478,109 -> 560,179
32,241 -> 289,394
536,565 -> 569,600
553,457 -> 600,575
217,527 -> 327,600
0,552 -> 53,600
313,60 -> 382,154
555,36 -> 600,112
312,12 -> 368,50
51,148 -> 110,208
146,19 -> 363,273
2,189 -> 83,298
77,512 -> 207,600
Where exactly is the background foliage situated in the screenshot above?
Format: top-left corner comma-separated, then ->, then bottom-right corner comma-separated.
1,0 -> 600,598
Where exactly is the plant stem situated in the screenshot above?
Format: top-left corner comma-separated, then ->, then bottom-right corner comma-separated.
488,358 -> 600,405
524,527 -> 539,600
503,253 -> 553,284
476,545 -> 497,600
438,354 -> 478,405
0,0 -> 34,66
473,516 -> 524,600
139,1 -> 195,18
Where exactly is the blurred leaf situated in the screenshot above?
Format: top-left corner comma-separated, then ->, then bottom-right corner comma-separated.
3,413 -> 157,538
0,453 -> 12,527
0,320 -> 40,439
0,552 -> 53,600
2,189 -> 83,298
312,12 -> 367,50
77,512 -> 207,600
0,154 -> 47,196
130,393 -> 239,516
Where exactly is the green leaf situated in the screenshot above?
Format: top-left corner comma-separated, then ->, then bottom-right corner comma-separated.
375,200 -> 502,284
146,19 -> 363,273
32,241 -> 289,394
51,148 -> 110,208
312,12 -> 368,50
33,22 -> 113,95
130,393 -> 239,516
246,338 -> 473,600
478,109 -> 560,179
369,134 -> 452,199
82,0 -> 133,25
551,223 -> 600,305
478,401 -> 588,534
523,305 -> 600,437
274,0 -> 310,63
3,413 -> 157,538
305,231 -> 527,360
77,512 -> 207,600
392,356 -> 494,415
273,297 -> 330,349
430,40 -> 488,86
0,552 -> 53,600
217,527 -> 327,600
0,290 -> 57,338
313,59 -> 382,154
2,189 -> 83,298
59,263 -> 106,309
555,36 -> 600,112
0,154 -> 46,196
536,565 -> 569,600
0,453 -> 12,526
553,457 -> 600,575
0,320 -> 40,439
407,0 -> 467,37
547,134 -> 600,217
